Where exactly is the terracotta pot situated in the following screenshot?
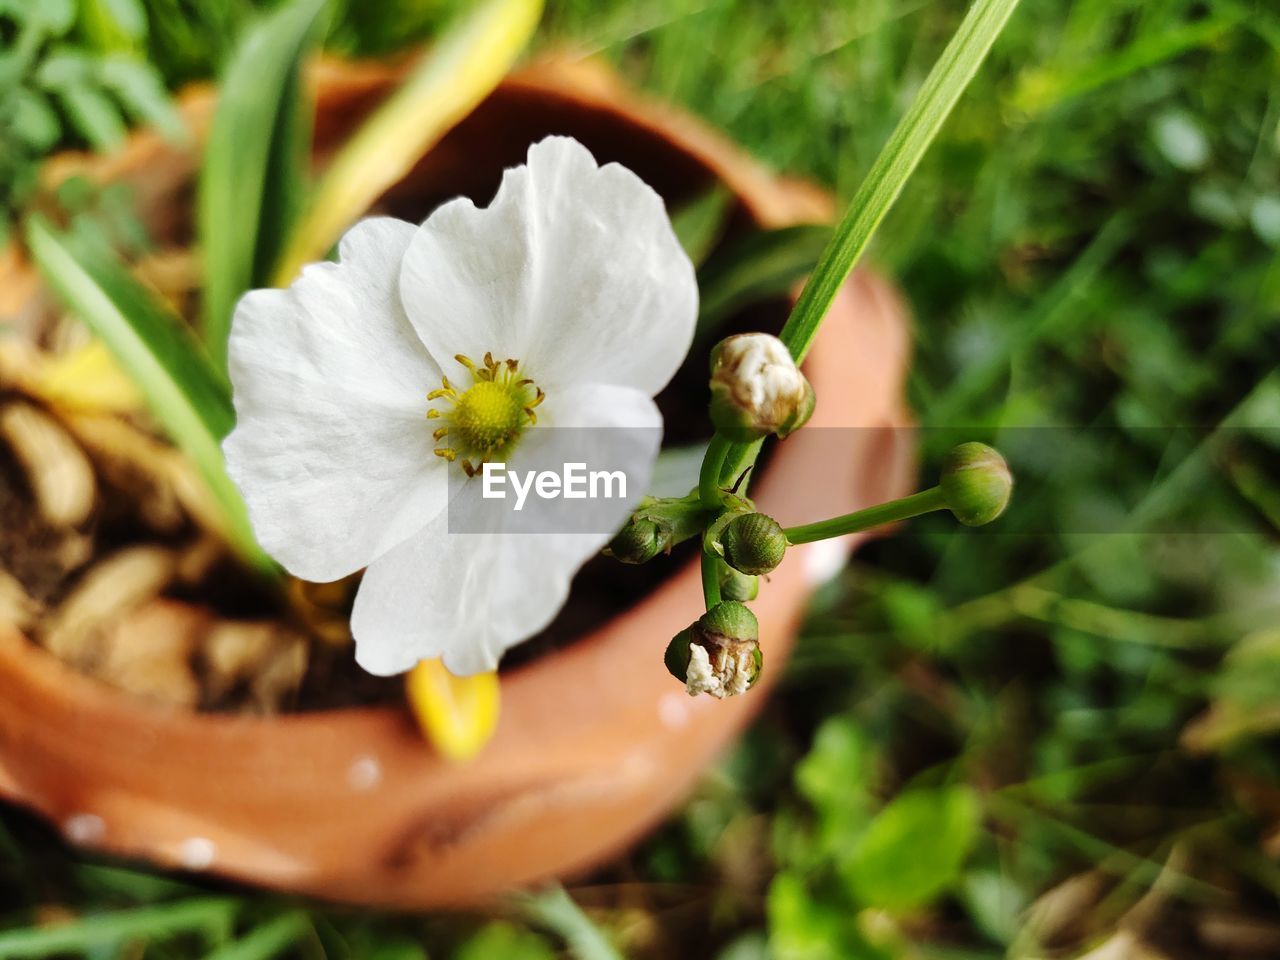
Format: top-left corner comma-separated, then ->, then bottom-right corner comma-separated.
0,57 -> 914,907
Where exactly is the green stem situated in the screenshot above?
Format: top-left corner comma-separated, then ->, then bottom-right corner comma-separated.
721,0 -> 1021,489
701,551 -> 722,609
699,434 -> 732,509
784,486 -> 947,544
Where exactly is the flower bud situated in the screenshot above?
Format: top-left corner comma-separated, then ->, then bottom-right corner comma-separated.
721,511 -> 787,576
939,442 -> 1012,526
604,517 -> 666,564
604,493 -> 707,564
709,333 -> 815,442
719,564 -> 759,601
665,601 -> 762,699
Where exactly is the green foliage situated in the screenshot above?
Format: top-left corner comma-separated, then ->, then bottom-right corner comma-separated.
198,0 -> 328,372
0,0 -> 183,241
24,215 -> 268,570
843,785 -> 981,911
455,922 -> 556,960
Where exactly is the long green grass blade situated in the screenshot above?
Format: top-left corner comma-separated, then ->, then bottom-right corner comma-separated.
25,215 -> 271,572
0,897 -> 237,958
271,0 -> 543,285
203,912 -> 311,960
517,886 -> 623,960
199,0 -> 328,373
778,0 -> 1022,364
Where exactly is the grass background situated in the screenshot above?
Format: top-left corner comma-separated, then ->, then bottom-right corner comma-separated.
3,0 -> 1280,956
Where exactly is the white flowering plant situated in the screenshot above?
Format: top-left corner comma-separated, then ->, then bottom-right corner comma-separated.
25,0 -> 1020,757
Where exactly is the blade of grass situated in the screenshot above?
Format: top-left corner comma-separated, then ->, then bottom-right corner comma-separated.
271,0 -> 543,285
1012,12 -> 1240,113
719,0 -> 1022,486
25,215 -> 272,573
203,911 -> 312,960
780,0 -> 1022,366
517,885 -> 623,960
0,897 -> 238,958
199,0 -> 328,374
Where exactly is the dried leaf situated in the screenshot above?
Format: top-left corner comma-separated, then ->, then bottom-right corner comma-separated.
97,599 -> 206,708
0,402 -> 96,527
42,546 -> 176,666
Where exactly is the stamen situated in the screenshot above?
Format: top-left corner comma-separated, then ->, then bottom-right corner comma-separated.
425,352 -> 544,475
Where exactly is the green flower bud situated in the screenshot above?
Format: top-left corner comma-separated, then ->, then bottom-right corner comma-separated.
939,442 -> 1013,526
719,564 -> 760,601
721,511 -> 787,575
604,492 -> 708,564
709,333 -> 816,442
604,517 -> 666,564
665,601 -> 762,699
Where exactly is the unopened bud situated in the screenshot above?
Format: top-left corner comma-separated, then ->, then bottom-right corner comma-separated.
665,601 -> 762,699
721,511 -> 787,575
604,493 -> 707,564
709,333 -> 815,442
939,442 -> 1012,526
719,565 -> 759,601
604,517 -> 666,564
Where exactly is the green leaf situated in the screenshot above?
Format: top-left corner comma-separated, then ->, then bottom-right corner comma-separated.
0,897 -> 237,958
56,82 -> 127,150
99,55 -> 188,142
24,215 -> 271,572
777,0 -> 1022,365
843,785 -> 981,912
77,0 -> 149,52
272,0 -> 544,285
203,912 -> 311,960
696,224 -> 829,337
199,0 -> 329,374
671,185 -> 733,267
767,871 -> 886,960
32,47 -> 93,87
11,88 -> 60,151
516,885 -> 621,960
28,0 -> 76,35
456,922 -> 556,960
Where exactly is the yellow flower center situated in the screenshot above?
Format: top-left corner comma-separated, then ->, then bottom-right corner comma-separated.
427,352 -> 544,477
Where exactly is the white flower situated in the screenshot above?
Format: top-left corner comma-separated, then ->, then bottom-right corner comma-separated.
223,137 -> 697,676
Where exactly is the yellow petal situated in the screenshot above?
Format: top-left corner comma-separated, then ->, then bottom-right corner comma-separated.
405,658 -> 500,761
36,341 -> 142,414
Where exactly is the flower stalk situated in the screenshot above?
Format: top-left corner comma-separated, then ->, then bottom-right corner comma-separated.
784,487 -> 948,544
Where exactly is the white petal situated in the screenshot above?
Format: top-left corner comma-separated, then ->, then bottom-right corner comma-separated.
224,217 -> 447,582
399,136 -> 697,396
351,384 -> 662,675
